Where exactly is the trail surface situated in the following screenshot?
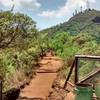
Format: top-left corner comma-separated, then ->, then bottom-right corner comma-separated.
19,53 -> 63,99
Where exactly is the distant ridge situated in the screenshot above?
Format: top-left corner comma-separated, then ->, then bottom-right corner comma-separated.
41,9 -> 100,39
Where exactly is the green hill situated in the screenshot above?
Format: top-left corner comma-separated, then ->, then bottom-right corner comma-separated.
42,9 -> 100,42
40,9 -> 100,80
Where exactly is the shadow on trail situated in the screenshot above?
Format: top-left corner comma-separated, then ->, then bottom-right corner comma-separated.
19,97 -> 44,100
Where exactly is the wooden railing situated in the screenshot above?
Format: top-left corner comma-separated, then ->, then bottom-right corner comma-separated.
64,55 -> 100,89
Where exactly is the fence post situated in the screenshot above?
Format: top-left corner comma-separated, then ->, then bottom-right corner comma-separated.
75,57 -> 79,84
0,80 -> 2,100
63,60 -> 75,88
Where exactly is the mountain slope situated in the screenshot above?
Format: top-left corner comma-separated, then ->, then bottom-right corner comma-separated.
42,9 -> 100,41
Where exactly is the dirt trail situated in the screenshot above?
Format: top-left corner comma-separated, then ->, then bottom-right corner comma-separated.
64,92 -> 75,100
19,53 -> 63,99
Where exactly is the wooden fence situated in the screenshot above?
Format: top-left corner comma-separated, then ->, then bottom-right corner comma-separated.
64,55 -> 100,89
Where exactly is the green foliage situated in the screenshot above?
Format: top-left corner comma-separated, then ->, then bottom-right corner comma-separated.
0,11 -> 43,91
0,9 -> 100,91
0,50 -> 15,79
0,11 -> 37,49
41,10 -> 100,42
47,32 -> 79,59
41,9 -> 100,83
42,30 -> 100,81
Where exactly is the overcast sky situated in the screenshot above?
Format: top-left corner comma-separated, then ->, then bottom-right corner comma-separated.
0,0 -> 100,30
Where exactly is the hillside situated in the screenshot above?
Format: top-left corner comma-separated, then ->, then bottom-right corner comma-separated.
42,9 -> 100,41
0,9 -> 100,100
39,9 -> 100,86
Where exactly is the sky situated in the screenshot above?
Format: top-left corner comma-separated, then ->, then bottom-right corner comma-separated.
0,0 -> 100,30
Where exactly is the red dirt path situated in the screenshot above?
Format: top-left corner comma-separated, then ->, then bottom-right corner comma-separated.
19,53 -> 63,99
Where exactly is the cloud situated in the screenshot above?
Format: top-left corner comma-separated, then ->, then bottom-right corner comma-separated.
38,0 -> 96,18
0,0 -> 41,11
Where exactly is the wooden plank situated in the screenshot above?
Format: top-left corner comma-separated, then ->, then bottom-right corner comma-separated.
0,80 -> 2,100
37,71 -> 57,73
63,60 -> 75,89
75,57 -> 79,84
65,81 -> 75,92
75,55 -> 100,60
79,68 -> 100,84
67,81 -> 75,87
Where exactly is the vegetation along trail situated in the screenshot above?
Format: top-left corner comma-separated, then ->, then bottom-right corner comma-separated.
19,52 -> 63,100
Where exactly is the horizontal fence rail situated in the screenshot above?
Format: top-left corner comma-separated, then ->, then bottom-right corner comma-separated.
75,55 -> 100,60
64,55 -> 100,89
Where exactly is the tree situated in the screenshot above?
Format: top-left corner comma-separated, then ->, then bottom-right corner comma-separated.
0,11 -> 37,49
